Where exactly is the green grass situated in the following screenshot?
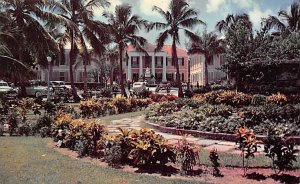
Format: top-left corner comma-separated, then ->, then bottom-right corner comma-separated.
0,137 -> 207,184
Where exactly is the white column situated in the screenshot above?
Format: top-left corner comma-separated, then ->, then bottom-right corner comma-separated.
162,56 -> 167,82
201,55 -> 205,85
127,56 -> 131,81
139,55 -> 143,78
151,55 -> 155,76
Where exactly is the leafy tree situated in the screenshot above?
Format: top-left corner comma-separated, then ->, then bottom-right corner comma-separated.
188,30 -> 223,87
216,14 -> 253,89
103,4 -> 147,97
149,0 -> 204,97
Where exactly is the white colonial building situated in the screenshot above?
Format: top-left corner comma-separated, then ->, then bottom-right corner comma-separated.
189,53 -> 226,86
125,44 -> 188,83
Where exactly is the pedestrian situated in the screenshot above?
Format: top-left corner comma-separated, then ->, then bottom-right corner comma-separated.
196,81 -> 199,89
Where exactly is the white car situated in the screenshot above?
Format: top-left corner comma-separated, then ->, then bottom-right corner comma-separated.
50,81 -> 71,90
131,82 -> 147,93
25,80 -> 49,97
0,81 -> 18,100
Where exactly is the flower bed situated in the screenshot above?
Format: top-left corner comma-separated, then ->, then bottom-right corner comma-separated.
146,91 -> 300,136
50,113 -> 298,177
79,97 -> 151,118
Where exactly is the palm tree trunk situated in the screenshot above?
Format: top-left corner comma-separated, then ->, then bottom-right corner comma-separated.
69,34 -> 79,102
83,56 -> 88,94
172,36 -> 183,97
118,45 -> 127,97
204,56 -> 209,87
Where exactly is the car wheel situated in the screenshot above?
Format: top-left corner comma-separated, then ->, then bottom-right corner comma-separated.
35,91 -> 42,98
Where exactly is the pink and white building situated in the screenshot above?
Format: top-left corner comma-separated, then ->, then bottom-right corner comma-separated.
125,44 -> 188,83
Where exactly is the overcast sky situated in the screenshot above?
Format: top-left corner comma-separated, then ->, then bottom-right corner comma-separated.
93,0 -> 295,50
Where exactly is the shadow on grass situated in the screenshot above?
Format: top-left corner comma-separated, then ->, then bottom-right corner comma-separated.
135,164 -> 179,176
134,164 -> 206,177
271,174 -> 300,184
246,172 -> 267,181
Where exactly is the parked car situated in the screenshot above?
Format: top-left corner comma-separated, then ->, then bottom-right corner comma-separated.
50,81 -> 71,90
25,80 -> 49,97
0,80 -> 18,100
131,82 -> 147,93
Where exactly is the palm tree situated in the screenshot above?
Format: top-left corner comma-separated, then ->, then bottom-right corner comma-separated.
0,14 -> 28,70
103,4 -> 147,97
148,0 -> 205,97
216,13 -> 252,34
0,0 -> 67,95
264,2 -> 300,35
188,31 -> 224,87
56,0 -> 109,100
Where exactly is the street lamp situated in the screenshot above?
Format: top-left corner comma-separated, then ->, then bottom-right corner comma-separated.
46,56 -> 51,101
187,57 -> 191,91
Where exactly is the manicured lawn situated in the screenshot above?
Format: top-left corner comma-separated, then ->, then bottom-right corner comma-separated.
0,137 -> 206,184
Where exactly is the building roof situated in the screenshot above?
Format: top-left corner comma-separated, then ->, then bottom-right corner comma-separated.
127,43 -> 187,57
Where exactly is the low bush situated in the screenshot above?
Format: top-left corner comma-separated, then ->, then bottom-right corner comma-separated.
149,93 -> 177,102
264,134 -> 299,174
266,93 -> 288,105
80,97 -> 151,118
175,136 -> 200,173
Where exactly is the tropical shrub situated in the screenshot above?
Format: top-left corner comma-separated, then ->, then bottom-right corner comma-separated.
175,136 -> 200,173
209,148 -> 222,177
264,135 -> 299,174
111,97 -> 131,113
105,140 -> 123,167
149,93 -> 177,102
267,93 -> 288,105
33,116 -> 54,137
251,94 -> 267,105
128,128 -> 176,166
236,127 -> 261,175
80,99 -> 99,118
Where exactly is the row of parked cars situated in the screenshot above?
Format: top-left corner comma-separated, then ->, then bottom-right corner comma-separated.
0,80 -> 72,100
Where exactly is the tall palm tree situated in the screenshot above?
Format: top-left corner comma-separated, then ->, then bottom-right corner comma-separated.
0,0 -> 66,95
148,0 -> 205,97
264,2 -> 300,35
0,14 -> 28,70
216,13 -> 252,34
58,0 -> 110,100
103,4 -> 147,97
188,31 -> 224,87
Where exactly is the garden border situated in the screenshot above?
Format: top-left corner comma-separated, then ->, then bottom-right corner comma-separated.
146,121 -> 300,145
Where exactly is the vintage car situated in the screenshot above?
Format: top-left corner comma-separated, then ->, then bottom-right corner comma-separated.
131,82 -> 147,93
25,80 -> 49,97
0,80 -> 18,100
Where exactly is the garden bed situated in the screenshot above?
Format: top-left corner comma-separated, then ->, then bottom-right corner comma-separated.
146,121 -> 300,145
48,139 -> 300,184
145,91 -> 300,138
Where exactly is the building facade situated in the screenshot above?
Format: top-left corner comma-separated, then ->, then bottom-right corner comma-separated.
189,53 -> 226,86
125,44 -> 188,83
38,49 -> 100,83
38,44 -> 188,84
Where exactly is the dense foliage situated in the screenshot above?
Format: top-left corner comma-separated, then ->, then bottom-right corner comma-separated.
146,91 -> 300,136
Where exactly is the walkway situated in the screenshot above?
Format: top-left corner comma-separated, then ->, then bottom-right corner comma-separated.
105,115 -> 260,154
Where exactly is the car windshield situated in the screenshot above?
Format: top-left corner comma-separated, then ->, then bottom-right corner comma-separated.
0,83 -> 8,86
134,83 -> 142,86
52,81 -> 65,85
